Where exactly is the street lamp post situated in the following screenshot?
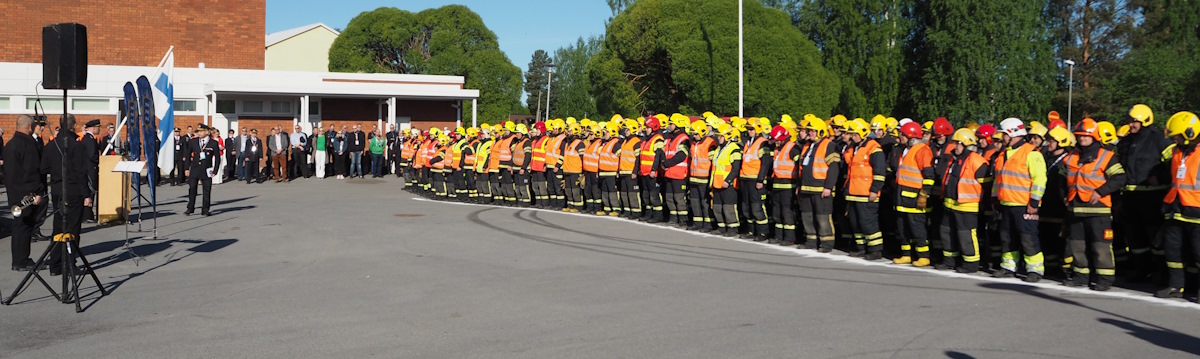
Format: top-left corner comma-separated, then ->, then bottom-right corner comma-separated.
1064,59 -> 1075,129
545,63 -> 556,121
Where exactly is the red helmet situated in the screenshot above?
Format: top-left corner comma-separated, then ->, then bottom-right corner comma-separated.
975,124 -> 996,139
533,121 -> 547,133
646,117 -> 661,131
933,117 -> 954,136
768,125 -> 789,142
899,122 -> 923,138
1048,119 -> 1066,130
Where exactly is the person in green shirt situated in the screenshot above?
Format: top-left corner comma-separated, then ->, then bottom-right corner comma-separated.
315,128 -> 327,178
369,134 -> 386,177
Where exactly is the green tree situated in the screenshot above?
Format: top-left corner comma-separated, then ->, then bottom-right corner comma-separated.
552,36 -> 603,119
1048,0 -> 1136,121
904,0 -> 1058,124
525,50 -> 553,115
329,5 -> 525,123
588,0 -> 839,119
797,0 -> 911,118
1101,0 -> 1200,118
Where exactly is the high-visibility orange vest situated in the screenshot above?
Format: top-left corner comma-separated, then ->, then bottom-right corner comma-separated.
663,133 -> 689,180
1165,148 -> 1200,211
800,138 -> 833,186
401,139 -> 416,161
496,136 -> 513,168
599,138 -> 621,173
488,137 -> 506,173
943,151 -> 987,204
995,143 -> 1038,205
772,141 -> 797,180
463,139 -> 479,167
511,138 -> 529,167
431,146 -> 448,170
740,136 -> 767,179
639,133 -> 664,177
896,142 -> 933,192
618,136 -> 642,175
583,140 -> 601,173
530,136 -> 549,172
562,139 -> 584,174
1066,147 -> 1116,211
546,134 -> 566,169
690,137 -> 714,179
450,139 -> 466,170
846,140 -> 882,199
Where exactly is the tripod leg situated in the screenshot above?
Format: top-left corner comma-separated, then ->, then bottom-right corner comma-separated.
2,242 -> 61,305
75,248 -> 107,296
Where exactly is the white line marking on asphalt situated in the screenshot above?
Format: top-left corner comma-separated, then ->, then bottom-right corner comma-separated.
413,197 -> 1199,310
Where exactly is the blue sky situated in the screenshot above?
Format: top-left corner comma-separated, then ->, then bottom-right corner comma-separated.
267,0 -> 611,74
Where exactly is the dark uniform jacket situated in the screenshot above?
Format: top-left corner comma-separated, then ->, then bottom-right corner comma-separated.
4,132 -> 44,204
183,136 -> 223,177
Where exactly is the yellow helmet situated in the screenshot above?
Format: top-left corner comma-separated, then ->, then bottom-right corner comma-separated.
438,135 -> 450,145
844,118 -> 870,138
580,118 -> 594,128
730,116 -> 747,129
429,127 -> 441,137
607,124 -> 620,137
568,123 -> 582,135
757,117 -> 772,133
830,114 -> 848,129
1117,124 -> 1131,138
1096,121 -> 1118,145
781,118 -> 797,130
455,127 -> 466,136
588,123 -> 602,135
805,118 -> 829,137
466,127 -> 479,137
780,114 -> 795,127
1028,122 -> 1049,137
719,123 -> 741,142
516,123 -> 529,135
670,113 -> 690,129
1048,126 -> 1076,148
1129,104 -> 1153,125
625,119 -> 640,132
1166,111 -> 1200,144
951,128 -> 978,146
690,120 -> 710,137
705,115 -> 723,129
922,121 -> 934,132
869,114 -> 887,131
503,121 -> 515,132
885,117 -> 899,135
610,114 -> 624,123
491,124 -> 502,134
566,117 -> 578,127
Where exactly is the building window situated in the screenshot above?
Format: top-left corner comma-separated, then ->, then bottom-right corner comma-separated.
270,100 -> 291,113
174,100 -> 197,112
27,98 -> 64,113
216,100 -> 236,114
0,97 -> 9,110
72,98 -> 110,112
243,100 -> 264,113
309,101 -> 320,116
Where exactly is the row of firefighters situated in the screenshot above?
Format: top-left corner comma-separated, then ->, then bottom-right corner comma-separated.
398,105 -> 1200,300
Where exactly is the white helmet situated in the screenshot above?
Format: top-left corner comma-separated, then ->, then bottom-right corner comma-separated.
898,118 -> 914,128
999,117 -> 1027,137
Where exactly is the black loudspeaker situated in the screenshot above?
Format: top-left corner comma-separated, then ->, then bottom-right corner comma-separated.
42,23 -> 88,90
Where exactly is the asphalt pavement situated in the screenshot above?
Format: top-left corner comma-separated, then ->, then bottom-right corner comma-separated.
0,176 -> 1198,358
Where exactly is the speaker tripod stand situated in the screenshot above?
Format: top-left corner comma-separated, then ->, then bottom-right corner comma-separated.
2,233 -> 106,312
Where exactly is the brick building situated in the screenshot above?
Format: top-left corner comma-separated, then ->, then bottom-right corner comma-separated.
0,0 -> 479,143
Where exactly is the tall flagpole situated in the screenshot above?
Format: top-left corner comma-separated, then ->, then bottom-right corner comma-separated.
738,0 -> 744,118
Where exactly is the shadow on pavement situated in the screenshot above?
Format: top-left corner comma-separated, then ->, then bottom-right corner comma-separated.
979,282 -> 1200,355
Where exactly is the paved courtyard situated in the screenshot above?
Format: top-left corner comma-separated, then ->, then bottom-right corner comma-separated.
1,177 -> 1198,358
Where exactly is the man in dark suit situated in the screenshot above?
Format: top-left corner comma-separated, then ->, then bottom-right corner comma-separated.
40,116 -> 98,275
171,128 -> 185,185
5,115 -> 44,271
245,129 -> 263,183
224,129 -> 237,181
184,124 -> 221,216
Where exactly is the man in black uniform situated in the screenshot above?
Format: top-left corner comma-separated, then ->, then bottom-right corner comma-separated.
184,124 -> 222,216
5,115 -> 45,271
171,128 -> 185,185
244,129 -> 263,183
224,129 -> 238,181
41,115 -> 98,276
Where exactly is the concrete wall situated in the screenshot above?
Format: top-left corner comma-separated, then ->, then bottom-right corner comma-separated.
0,0 -> 265,70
